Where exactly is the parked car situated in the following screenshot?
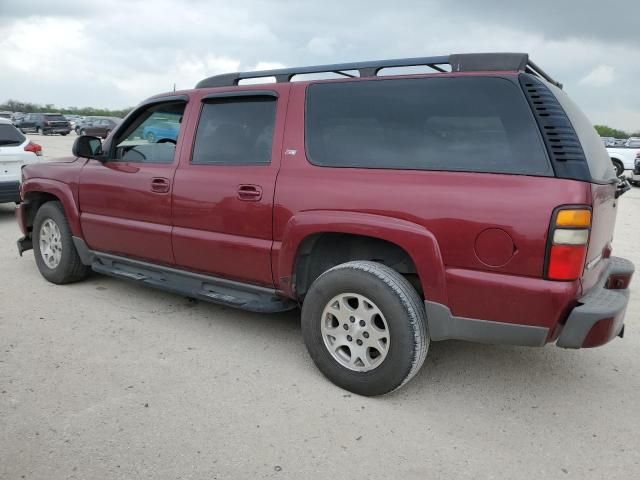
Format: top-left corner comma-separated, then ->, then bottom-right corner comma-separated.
74,116 -> 100,135
142,120 -> 180,143
15,53 -> 634,395
607,145 -> 640,176
78,117 -> 121,139
0,111 -> 13,120
600,136 -> 615,147
16,113 -> 71,135
64,115 -> 84,132
631,156 -> 640,187
11,112 -> 25,125
625,137 -> 640,148
0,118 -> 42,203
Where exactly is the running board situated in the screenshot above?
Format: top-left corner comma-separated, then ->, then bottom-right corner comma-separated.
73,237 -> 296,313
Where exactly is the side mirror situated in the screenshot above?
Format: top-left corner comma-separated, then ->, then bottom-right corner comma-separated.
72,135 -> 103,159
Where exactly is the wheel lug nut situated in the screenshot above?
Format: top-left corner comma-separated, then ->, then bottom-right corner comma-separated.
350,316 -> 355,323
363,332 -> 369,338
356,339 -> 363,346
347,335 -> 352,342
359,320 -> 365,327
343,324 -> 349,330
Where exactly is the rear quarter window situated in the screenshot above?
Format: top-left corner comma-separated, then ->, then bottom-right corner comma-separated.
305,76 -> 551,175
0,124 -> 25,146
548,84 -> 617,183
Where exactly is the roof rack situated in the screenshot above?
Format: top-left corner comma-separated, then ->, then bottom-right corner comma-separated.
196,52 -> 562,89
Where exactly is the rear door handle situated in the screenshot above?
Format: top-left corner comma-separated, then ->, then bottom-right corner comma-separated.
151,177 -> 170,193
237,184 -> 263,201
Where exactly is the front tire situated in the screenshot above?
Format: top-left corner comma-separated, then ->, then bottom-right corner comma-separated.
302,261 -> 428,396
33,201 -> 90,284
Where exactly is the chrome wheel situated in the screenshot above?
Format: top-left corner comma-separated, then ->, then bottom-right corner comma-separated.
321,293 -> 390,372
39,218 -> 63,269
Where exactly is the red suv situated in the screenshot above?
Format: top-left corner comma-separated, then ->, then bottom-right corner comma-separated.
15,53 -> 634,395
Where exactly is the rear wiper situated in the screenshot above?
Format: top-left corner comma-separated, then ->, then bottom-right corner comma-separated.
615,178 -> 631,199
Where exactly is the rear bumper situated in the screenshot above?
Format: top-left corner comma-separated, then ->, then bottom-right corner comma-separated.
0,181 -> 20,203
557,257 -> 634,348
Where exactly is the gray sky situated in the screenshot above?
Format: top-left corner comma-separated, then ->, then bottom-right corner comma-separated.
1,0 -> 638,131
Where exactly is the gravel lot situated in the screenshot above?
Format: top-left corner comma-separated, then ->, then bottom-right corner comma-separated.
1,134 -> 639,480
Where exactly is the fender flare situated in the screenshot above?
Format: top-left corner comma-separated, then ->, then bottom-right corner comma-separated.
22,178 -> 82,237
275,210 -> 447,304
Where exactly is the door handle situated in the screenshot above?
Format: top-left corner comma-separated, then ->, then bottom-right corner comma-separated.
150,177 -> 170,193
237,184 -> 263,201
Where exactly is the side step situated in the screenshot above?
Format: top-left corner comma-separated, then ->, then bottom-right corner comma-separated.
73,237 -> 296,313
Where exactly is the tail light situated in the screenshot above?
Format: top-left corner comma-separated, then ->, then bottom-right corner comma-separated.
546,207 -> 591,281
24,141 -> 43,156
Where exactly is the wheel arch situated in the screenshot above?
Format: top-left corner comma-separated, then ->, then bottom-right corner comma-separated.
275,210 -> 447,304
22,179 -> 82,237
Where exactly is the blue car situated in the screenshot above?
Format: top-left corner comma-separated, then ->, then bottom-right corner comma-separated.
142,121 -> 179,143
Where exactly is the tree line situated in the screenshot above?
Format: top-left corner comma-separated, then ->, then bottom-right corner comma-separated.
594,125 -> 640,139
0,99 -> 132,118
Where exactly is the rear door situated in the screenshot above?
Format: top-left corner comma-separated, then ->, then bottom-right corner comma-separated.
171,87 -> 289,286
78,97 -> 188,264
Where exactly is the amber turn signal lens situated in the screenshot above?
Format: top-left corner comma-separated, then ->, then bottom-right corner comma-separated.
556,209 -> 591,227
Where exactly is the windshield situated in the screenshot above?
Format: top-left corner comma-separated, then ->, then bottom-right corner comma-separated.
0,124 -> 26,145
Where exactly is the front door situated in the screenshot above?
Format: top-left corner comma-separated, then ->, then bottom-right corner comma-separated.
78,98 -> 188,265
171,88 -> 288,286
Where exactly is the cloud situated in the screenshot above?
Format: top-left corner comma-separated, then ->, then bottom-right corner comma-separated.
0,0 -> 639,131
579,65 -> 615,87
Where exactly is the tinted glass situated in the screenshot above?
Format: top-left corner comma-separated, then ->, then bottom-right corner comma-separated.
548,83 -> 616,183
44,114 -> 67,121
0,124 -> 25,145
113,102 -> 185,163
192,97 -> 276,165
306,77 -> 551,175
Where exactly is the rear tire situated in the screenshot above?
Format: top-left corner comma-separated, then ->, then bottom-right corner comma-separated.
612,159 -> 624,177
33,201 -> 90,284
301,261 -> 428,396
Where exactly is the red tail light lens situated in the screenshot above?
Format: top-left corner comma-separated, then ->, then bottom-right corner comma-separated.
24,142 -> 43,156
548,245 -> 588,280
546,208 -> 591,281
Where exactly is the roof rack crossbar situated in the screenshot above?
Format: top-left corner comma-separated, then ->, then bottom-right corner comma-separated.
196,52 -> 561,89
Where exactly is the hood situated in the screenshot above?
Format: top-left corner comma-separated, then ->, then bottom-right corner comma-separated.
22,156 -> 86,184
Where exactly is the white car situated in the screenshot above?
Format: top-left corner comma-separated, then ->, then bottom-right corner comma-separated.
0,118 -> 43,204
606,145 -> 640,177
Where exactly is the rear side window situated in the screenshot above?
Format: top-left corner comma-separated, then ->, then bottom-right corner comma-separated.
192,97 -> 276,165
0,124 -> 25,146
306,77 -> 551,175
